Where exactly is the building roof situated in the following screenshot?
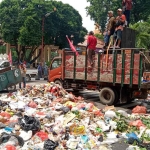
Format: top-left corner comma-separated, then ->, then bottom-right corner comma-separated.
78,35 -> 104,48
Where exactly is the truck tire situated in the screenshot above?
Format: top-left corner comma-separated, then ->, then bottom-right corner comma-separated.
26,75 -> 31,82
99,87 -> 115,105
54,80 -> 63,87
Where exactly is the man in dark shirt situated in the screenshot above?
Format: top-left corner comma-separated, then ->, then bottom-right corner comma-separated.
87,31 -> 97,68
104,11 -> 115,48
122,0 -> 132,27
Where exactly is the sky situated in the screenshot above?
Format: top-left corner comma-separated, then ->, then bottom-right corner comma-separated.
56,0 -> 94,31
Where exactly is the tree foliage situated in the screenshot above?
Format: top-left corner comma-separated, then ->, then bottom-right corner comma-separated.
131,19 -> 150,50
0,0 -> 87,63
86,0 -> 150,31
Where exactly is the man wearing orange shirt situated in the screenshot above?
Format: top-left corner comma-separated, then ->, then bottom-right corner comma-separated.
87,31 -> 97,68
113,9 -> 126,48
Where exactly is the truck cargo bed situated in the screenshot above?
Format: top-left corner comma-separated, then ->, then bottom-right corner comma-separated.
63,49 -> 143,88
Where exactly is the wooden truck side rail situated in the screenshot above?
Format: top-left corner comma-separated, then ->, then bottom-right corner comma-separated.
49,48 -> 148,105
62,48 -> 144,89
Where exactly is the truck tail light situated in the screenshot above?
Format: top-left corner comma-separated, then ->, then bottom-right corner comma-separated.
133,91 -> 142,96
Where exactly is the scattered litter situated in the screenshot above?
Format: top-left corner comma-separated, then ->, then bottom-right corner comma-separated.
0,83 -> 149,149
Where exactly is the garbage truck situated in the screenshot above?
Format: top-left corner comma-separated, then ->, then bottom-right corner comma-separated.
48,48 -> 150,105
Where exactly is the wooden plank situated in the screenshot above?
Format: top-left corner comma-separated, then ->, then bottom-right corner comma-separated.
125,49 -> 131,54
121,28 -> 136,48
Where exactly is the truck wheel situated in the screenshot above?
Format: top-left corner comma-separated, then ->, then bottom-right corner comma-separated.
7,84 -> 16,91
99,87 -> 115,105
54,80 -> 63,87
26,75 -> 31,82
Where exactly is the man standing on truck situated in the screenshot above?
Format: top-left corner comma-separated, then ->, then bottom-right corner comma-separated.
122,0 -> 132,27
87,31 -> 97,68
103,11 -> 115,49
19,63 -> 26,89
113,9 -> 126,48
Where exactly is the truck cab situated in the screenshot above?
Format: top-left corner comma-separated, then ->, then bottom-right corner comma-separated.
48,57 -> 62,85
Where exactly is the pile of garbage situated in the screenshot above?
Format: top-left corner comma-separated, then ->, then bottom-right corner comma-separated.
0,83 -> 150,150
0,53 -> 8,61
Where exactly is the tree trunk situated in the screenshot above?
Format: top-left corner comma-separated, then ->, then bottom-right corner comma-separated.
15,45 -> 20,63
27,46 -> 38,62
20,46 -> 26,61
29,49 -> 41,64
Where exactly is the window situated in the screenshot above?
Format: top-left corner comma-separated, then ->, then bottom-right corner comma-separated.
51,59 -> 62,70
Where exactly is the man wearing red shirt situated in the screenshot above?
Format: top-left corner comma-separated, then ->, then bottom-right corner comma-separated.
122,0 -> 132,27
87,31 -> 97,68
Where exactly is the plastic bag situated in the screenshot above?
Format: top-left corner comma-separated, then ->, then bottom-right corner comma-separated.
0,132 -> 24,147
93,110 -> 104,116
18,115 -> 41,131
0,112 -> 11,119
85,103 -> 94,112
5,145 -> 16,150
132,106 -> 147,114
77,103 -> 86,110
126,132 -> 140,144
28,101 -> 37,108
43,139 -> 59,150
36,131 -> 48,141
104,110 -> 117,119
70,124 -> 85,136
129,120 -> 145,128
61,107 -> 70,114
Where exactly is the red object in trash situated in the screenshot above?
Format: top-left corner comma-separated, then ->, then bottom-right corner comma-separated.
86,103 -> 94,112
28,101 -> 37,108
0,112 -> 11,119
36,112 -> 45,116
5,145 -> 16,150
93,110 -> 104,116
77,103 -> 85,109
132,106 -> 147,114
36,131 -> 48,141
130,119 -> 145,128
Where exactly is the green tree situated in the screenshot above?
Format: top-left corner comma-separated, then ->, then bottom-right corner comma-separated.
0,0 -> 87,63
86,0 -> 150,31
95,33 -> 104,40
86,0 -> 120,31
131,19 -> 150,50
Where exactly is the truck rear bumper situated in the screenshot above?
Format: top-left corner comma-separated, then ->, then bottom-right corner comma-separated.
141,82 -> 150,90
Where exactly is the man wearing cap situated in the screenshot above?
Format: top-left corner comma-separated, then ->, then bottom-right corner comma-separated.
87,31 -> 97,68
104,11 -> 115,48
113,9 -> 126,48
122,0 -> 132,27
